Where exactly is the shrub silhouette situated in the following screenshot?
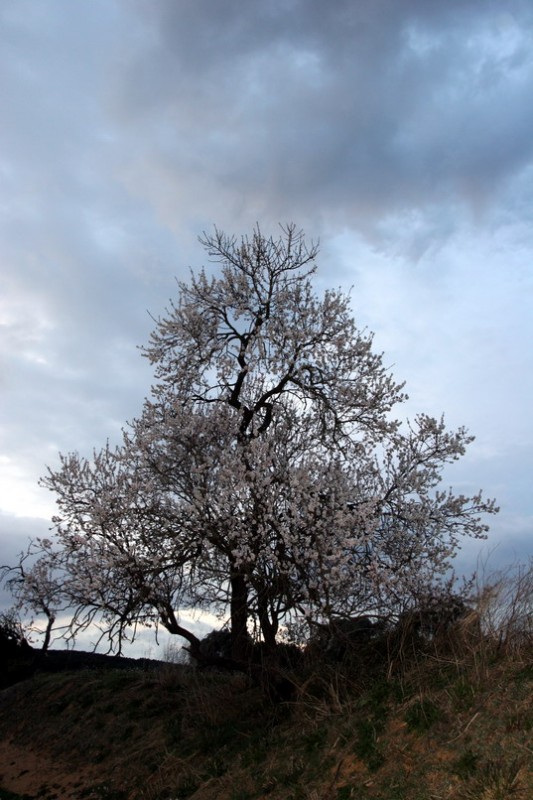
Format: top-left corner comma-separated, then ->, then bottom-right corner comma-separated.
0,610 -> 35,688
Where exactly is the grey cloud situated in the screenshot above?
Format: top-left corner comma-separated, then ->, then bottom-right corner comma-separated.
0,514 -> 51,611
108,0 -> 533,228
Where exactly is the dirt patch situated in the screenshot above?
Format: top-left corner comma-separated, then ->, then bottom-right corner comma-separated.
0,739 -> 109,799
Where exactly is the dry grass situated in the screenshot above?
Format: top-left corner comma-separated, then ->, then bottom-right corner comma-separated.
0,562 -> 531,800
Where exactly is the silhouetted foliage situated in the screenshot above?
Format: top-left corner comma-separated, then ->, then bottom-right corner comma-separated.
398,592 -> 471,642
0,609 -> 31,655
0,610 -> 35,688
306,615 -> 387,664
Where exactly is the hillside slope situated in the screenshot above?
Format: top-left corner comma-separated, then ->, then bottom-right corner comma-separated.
0,641 -> 531,800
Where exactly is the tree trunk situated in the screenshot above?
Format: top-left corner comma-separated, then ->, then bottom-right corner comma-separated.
230,571 -> 250,662
257,594 -> 278,662
41,612 -> 55,653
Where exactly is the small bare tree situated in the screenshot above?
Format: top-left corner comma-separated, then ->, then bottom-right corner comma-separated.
1,541 -> 60,652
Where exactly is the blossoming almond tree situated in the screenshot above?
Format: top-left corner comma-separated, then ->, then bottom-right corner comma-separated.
5,225 -> 497,670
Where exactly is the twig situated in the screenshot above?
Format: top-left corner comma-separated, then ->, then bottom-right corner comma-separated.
446,711 -> 480,743
322,757 -> 344,799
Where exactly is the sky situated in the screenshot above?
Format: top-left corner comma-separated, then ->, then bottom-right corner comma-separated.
1,0 -> 532,652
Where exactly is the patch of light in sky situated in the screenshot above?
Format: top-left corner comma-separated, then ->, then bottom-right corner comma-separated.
0,460 -> 54,519
403,23 -> 442,57
466,12 -> 530,66
27,609 -> 219,659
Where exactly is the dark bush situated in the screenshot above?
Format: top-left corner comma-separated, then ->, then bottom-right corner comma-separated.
306,616 -> 386,663
253,640 -> 304,670
197,628 -> 235,661
194,629 -> 303,672
398,594 -> 470,642
0,610 -> 35,688
0,610 -> 32,655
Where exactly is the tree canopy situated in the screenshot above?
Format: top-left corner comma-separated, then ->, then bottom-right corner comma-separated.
3,225 -> 497,669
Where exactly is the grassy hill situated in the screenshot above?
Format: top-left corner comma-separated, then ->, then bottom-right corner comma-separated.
0,565 -> 532,800
0,621 -> 531,800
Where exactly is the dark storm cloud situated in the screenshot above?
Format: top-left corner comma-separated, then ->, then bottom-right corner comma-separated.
114,0 -> 533,227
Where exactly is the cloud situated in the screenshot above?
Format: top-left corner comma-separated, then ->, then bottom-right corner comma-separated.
104,0 -> 533,230
0,513 -> 52,611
